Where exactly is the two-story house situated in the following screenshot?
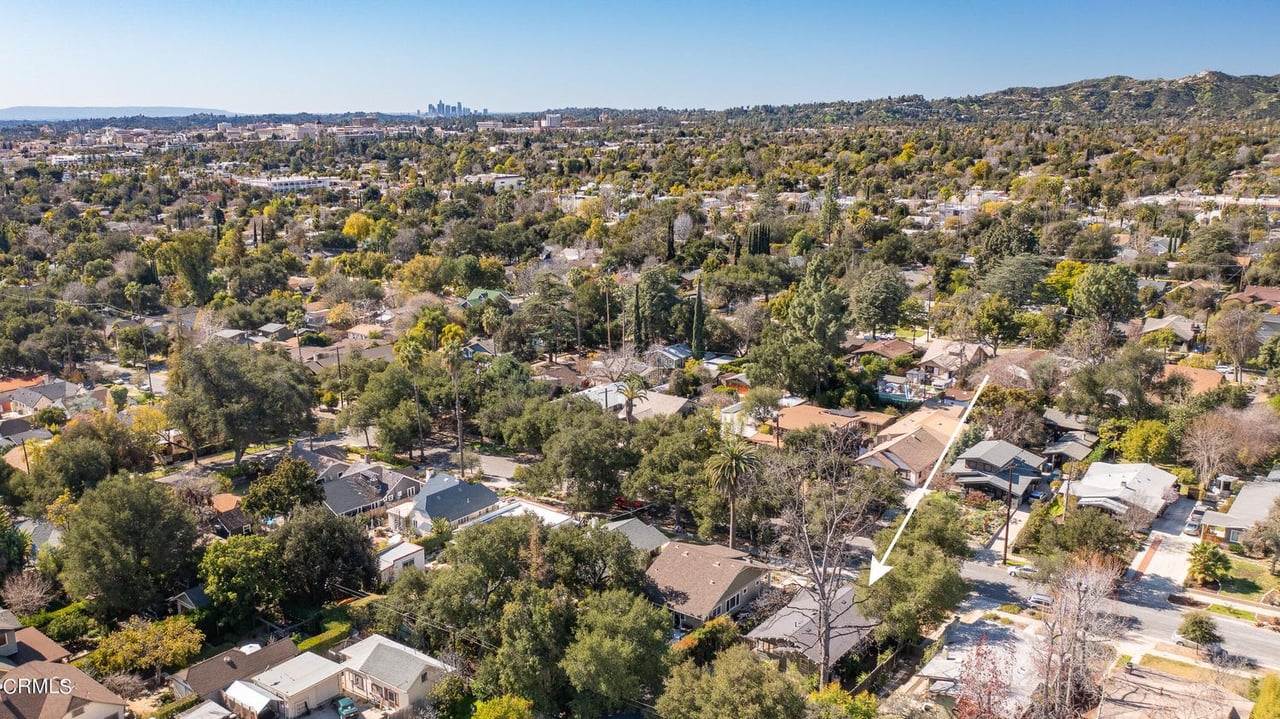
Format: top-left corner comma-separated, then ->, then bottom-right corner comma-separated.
947,440 -> 1047,502
644,542 -> 768,629
336,635 -> 455,712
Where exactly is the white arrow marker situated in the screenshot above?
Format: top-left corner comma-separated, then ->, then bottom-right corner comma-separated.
868,375 -> 991,586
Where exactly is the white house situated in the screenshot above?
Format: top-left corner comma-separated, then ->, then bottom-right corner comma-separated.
337,635 -> 455,712
247,652 -> 343,718
377,540 -> 426,583
1063,462 -> 1178,517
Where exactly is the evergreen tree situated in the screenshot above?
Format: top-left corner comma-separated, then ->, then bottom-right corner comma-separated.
691,280 -> 705,359
820,173 -> 842,241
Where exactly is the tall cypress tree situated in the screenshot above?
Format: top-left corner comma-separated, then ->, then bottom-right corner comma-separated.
666,217 -> 676,261
691,280 -> 705,360
633,283 -> 643,352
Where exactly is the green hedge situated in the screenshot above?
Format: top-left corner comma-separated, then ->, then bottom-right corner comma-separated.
150,694 -> 200,719
22,601 -> 90,634
297,621 -> 352,654
296,606 -> 354,654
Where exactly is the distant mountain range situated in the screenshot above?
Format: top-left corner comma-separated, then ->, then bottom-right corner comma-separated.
0,106 -> 233,121
716,70 -> 1280,125
4,71 -> 1279,127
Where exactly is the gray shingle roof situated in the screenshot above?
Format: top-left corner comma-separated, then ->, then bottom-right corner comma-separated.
746,585 -> 871,670
413,476 -> 499,523
355,644 -> 428,692
602,518 -> 669,552
323,474 -> 386,516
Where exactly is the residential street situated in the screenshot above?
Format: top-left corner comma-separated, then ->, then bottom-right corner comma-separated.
962,548 -> 1280,670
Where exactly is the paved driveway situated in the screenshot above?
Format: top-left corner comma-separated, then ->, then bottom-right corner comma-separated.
1128,496 -> 1198,587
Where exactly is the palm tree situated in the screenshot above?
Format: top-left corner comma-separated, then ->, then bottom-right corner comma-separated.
705,437 -> 760,549
619,372 -> 648,423
393,334 -> 429,462
438,323 -> 467,477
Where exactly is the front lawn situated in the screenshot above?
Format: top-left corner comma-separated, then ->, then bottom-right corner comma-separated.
1206,604 -> 1258,623
1217,557 -> 1280,603
1138,655 -> 1252,695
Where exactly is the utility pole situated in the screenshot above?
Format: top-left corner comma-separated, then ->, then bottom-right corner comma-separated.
1003,463 -> 1015,564
134,316 -> 154,394
603,276 -> 611,351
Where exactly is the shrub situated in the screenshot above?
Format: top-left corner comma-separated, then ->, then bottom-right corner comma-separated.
671,616 -> 739,666
998,603 -> 1022,614
151,694 -> 200,719
296,607 -> 354,654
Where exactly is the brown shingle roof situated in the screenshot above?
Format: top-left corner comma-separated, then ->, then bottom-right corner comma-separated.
0,661 -> 125,719
1160,364 -> 1226,398
8,628 -> 71,665
644,542 -> 766,621
851,338 -> 920,360
171,640 -> 299,701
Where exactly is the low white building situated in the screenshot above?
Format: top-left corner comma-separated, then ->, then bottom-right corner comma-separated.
462,173 -> 526,191
237,176 -> 333,193
1063,462 -> 1178,517
247,652 -> 343,718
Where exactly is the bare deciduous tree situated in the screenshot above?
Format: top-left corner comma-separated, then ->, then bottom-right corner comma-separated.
1,570 -> 56,616
1181,412 -> 1236,494
1209,308 -> 1261,383
1059,318 -> 1119,368
1032,553 -> 1124,719
764,428 -> 898,686
955,636 -> 1013,719
100,673 -> 147,700
586,345 -> 649,383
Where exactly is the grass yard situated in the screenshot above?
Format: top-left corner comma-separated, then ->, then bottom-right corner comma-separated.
1217,557 -> 1280,602
1138,655 -> 1253,695
1206,604 -> 1258,622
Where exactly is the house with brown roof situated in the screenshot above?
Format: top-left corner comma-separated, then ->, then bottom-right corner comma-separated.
644,542 -> 768,629
0,660 -> 127,719
850,338 -> 920,363
1159,364 -> 1226,399
168,639 -> 300,703
749,403 -> 896,447
1223,285 -> 1280,310
0,608 -> 71,672
857,406 -> 964,485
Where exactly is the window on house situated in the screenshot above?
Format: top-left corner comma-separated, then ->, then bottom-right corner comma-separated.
401,559 -> 416,569
1229,529 -> 1243,543
384,691 -> 398,705
726,594 -> 740,611
0,633 -> 8,647
352,675 -> 365,690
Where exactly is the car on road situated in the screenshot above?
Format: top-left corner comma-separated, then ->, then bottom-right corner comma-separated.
1027,593 -> 1055,610
1184,518 -> 1202,535
335,697 -> 360,719
1191,504 -> 1208,518
1172,630 -> 1224,657
1028,486 -> 1052,502
1008,565 -> 1038,579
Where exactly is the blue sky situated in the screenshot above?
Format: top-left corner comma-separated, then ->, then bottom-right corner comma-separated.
3,0 -> 1278,114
